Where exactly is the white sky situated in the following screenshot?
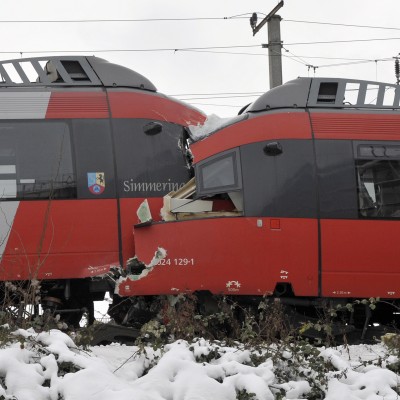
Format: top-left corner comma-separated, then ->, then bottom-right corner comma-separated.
1,0 -> 400,117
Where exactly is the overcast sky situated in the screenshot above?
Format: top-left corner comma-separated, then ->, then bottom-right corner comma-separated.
1,0 -> 399,117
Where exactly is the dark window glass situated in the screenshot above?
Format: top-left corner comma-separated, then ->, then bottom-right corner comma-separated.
315,140 -> 358,219
72,120 -> 115,199
197,149 -> 242,196
0,122 -> 76,200
356,159 -> 400,218
202,155 -> 235,189
113,119 -> 190,198
241,140 -> 317,218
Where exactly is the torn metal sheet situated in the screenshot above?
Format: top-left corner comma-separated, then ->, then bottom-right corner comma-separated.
136,199 -> 153,224
115,247 -> 167,295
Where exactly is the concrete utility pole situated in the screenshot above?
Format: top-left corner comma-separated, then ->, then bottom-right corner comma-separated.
267,15 -> 283,88
251,1 -> 284,89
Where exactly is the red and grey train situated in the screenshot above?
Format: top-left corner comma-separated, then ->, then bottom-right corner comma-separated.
119,77 -> 400,327
1,55 -> 400,328
0,55 -> 205,322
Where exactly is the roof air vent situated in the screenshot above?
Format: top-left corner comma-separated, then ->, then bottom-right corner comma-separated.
61,60 -> 90,81
317,82 -> 338,103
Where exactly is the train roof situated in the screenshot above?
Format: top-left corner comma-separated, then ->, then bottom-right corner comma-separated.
189,77 -> 400,145
246,77 -> 400,112
0,55 -> 157,91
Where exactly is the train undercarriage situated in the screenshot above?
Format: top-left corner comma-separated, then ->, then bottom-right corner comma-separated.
0,277 -> 398,345
107,290 -> 400,345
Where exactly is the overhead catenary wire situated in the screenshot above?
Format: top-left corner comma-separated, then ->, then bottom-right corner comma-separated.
172,91 -> 264,103
0,13 -> 396,81
177,49 -> 267,56
174,50 -> 387,63
0,47 -> 392,82
317,58 -> 392,69
282,47 -> 310,66
0,16 -> 250,23
280,47 -> 319,75
279,48 -> 391,72
170,91 -> 264,96
0,16 -> 397,33
0,14 -> 396,109
281,49 -> 392,74
2,34 -> 400,57
283,19 -> 400,32
0,45 -> 261,56
3,37 -> 400,56
187,102 -> 242,107
284,37 -> 400,46
173,94 -> 262,101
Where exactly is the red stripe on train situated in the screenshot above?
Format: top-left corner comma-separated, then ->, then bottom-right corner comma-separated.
191,112 -> 312,163
108,91 -> 206,126
46,92 -> 109,119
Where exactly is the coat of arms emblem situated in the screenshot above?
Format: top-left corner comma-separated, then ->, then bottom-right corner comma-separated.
87,172 -> 105,195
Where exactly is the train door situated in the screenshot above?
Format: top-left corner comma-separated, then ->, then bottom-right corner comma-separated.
239,139 -> 319,296
0,119 -> 119,280
316,140 -> 400,298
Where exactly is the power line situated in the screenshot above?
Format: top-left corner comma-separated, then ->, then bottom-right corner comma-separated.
0,45 -> 261,56
0,16 -> 249,23
279,48 -> 309,66
171,91 -> 264,96
176,51 -> 387,62
283,49 -> 309,66
280,48 -> 391,71
281,46 -> 392,72
178,49 -> 267,56
188,102 -> 241,107
2,36 -> 399,56
285,37 -> 400,46
317,58 -> 392,69
174,94 -> 262,100
281,55 -> 380,61
284,19 -> 400,32
0,16 -> 397,34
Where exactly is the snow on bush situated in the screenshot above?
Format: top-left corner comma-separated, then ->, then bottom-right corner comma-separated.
0,328 -> 397,399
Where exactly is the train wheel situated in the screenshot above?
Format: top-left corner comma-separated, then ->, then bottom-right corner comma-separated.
62,297 -> 95,328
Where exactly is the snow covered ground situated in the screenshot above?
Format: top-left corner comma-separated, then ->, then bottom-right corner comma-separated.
0,327 -> 398,400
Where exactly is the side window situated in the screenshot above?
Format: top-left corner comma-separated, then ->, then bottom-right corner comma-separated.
0,122 -> 76,200
315,140 -> 358,219
197,148 -> 242,197
241,140 -> 317,218
355,143 -> 400,218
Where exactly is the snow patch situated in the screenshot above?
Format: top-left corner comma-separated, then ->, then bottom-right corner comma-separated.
188,114 -> 234,140
0,330 -> 397,400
